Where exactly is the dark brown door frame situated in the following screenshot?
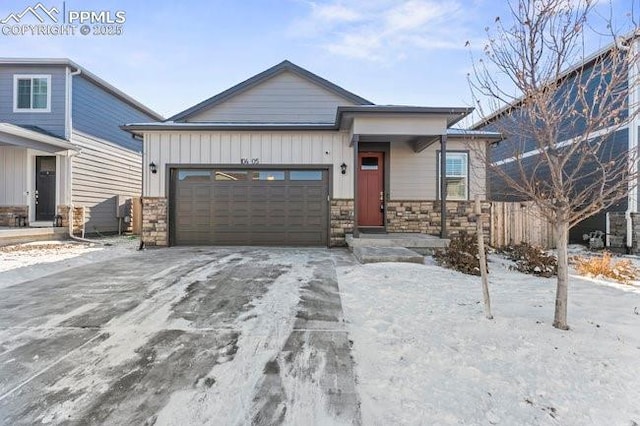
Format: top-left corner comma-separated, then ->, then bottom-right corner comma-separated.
353,141 -> 391,235
35,156 -> 57,221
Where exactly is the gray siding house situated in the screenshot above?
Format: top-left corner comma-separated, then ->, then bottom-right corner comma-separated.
0,58 -> 162,234
124,60 -> 500,247
474,37 -> 640,248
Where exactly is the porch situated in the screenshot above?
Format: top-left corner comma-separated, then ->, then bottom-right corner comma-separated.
0,226 -> 67,247
345,232 -> 449,264
336,107 -> 500,240
345,232 -> 449,252
0,123 -> 76,226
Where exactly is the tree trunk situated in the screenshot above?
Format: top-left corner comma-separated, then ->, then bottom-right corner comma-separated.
553,221 -> 570,330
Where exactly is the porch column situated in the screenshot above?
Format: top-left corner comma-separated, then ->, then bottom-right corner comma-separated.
352,134 -> 359,238
440,134 -> 447,238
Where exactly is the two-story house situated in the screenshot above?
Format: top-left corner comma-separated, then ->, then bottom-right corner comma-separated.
0,58 -> 162,236
473,36 -> 640,249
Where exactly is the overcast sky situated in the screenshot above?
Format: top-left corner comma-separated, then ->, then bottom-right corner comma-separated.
0,0 -> 637,121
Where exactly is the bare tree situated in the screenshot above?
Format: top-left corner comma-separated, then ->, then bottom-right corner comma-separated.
468,0 -> 640,329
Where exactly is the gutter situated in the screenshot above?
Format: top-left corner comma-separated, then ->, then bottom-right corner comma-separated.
626,37 -> 640,249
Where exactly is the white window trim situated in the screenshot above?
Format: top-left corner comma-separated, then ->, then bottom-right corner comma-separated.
13,74 -> 52,113
438,151 -> 469,201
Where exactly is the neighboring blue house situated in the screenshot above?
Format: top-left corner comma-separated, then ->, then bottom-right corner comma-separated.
473,37 -> 639,248
0,58 -> 162,234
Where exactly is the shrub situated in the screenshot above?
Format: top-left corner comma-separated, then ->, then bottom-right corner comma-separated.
499,243 -> 557,277
434,232 -> 487,276
573,251 -> 639,284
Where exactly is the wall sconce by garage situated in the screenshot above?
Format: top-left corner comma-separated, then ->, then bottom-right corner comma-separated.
340,162 -> 347,175
149,162 -> 158,174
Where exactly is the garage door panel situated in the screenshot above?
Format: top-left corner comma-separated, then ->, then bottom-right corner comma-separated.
172,168 -> 328,246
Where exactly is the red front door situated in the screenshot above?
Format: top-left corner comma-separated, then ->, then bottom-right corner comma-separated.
357,152 -> 384,226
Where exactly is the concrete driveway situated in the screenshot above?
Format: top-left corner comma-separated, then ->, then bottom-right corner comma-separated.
0,247 -> 361,425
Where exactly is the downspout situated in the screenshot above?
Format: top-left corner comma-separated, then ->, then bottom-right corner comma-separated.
66,67 -> 95,243
625,37 -> 639,250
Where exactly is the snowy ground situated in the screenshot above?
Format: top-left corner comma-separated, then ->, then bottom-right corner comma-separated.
2,240 -> 640,425
0,236 -> 140,289
337,254 -> 640,426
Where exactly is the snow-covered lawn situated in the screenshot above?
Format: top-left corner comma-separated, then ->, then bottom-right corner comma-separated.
0,236 -> 140,289
337,255 -> 640,426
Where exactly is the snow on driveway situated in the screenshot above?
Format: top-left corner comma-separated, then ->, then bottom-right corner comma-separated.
337,256 -> 640,426
0,237 -> 139,289
0,247 -> 360,425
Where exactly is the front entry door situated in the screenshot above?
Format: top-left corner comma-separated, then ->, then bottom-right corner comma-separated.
357,152 -> 384,226
35,156 -> 56,221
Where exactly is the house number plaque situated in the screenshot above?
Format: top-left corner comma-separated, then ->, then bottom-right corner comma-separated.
240,158 -> 260,164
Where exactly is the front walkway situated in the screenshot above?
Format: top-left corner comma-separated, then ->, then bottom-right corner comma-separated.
0,247 -> 360,425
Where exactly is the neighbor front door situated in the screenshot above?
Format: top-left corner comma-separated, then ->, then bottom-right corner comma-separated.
357,152 -> 384,227
35,156 -> 56,221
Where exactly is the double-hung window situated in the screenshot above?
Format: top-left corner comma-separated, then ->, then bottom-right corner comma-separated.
438,152 -> 469,200
14,75 -> 51,112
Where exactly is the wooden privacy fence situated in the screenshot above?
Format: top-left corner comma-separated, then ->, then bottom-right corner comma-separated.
490,201 -> 555,248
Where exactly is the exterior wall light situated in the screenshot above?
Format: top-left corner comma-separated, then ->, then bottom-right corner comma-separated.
340,162 -> 347,175
149,162 -> 158,174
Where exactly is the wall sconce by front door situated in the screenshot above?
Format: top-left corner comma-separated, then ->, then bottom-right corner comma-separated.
149,162 -> 158,174
340,162 -> 347,175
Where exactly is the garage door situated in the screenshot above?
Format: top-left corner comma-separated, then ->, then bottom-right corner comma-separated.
171,168 -> 329,246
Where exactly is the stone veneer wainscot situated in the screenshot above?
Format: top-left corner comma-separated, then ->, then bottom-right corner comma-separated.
0,206 -> 28,227
386,200 -> 491,240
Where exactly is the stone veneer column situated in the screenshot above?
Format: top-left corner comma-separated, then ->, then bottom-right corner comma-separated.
56,205 -> 87,236
142,197 -> 168,246
330,199 -> 354,247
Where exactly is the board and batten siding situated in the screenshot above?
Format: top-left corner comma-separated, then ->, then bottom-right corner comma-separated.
390,139 -> 487,200
187,71 -> 357,124
0,146 -> 27,205
143,131 -> 353,198
71,131 -> 141,233
0,65 -> 67,138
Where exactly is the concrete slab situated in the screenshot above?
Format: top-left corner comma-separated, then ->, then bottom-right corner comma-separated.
0,227 -> 67,246
0,247 -> 361,425
346,233 -> 449,250
352,246 -> 425,264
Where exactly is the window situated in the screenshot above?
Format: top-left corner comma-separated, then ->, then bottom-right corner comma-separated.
252,171 -> 285,181
178,170 -> 211,181
215,171 -> 248,181
14,75 -> 51,112
438,152 -> 468,200
290,170 -> 323,180
361,157 -> 379,170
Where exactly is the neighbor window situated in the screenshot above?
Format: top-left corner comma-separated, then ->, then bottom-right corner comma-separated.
14,75 -> 51,112
438,152 -> 468,200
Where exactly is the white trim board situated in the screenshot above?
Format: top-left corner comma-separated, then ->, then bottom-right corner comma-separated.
493,124 -> 630,166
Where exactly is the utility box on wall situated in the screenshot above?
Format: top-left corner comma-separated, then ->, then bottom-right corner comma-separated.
115,195 -> 131,219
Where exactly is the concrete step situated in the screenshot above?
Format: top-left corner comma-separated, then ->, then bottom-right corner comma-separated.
352,246 -> 424,264
345,233 -> 449,249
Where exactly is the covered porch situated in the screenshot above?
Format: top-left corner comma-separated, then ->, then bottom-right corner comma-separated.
337,106 -> 480,240
0,123 -> 76,229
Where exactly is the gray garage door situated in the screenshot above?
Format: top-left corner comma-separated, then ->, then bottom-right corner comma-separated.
171,168 -> 329,246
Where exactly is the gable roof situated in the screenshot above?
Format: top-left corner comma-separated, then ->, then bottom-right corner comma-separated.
0,58 -> 164,121
168,60 -> 374,122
